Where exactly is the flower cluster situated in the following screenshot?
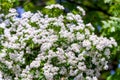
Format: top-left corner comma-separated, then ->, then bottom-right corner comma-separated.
45,4 -> 64,10
0,4 -> 117,80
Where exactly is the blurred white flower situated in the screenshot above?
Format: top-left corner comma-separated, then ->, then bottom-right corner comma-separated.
77,6 -> 85,16
82,40 -> 91,50
45,4 -> 64,10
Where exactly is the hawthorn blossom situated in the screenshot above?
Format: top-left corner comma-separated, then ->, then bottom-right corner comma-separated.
0,4 -> 117,80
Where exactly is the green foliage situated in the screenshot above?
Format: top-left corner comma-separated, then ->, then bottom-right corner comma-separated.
46,0 -> 56,5
107,69 -> 120,80
0,0 -> 19,14
23,2 -> 35,12
101,0 -> 120,46
109,4 -> 120,17
100,0 -> 120,80
104,0 -> 120,4
0,28 -> 4,35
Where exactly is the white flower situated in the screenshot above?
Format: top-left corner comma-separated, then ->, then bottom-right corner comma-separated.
4,61 -> 13,69
59,67 -> 67,75
110,37 -> 117,47
82,40 -> 91,50
86,69 -> 94,76
45,4 -> 64,10
77,6 -> 85,16
77,62 -> 86,71
41,43 -> 52,51
71,43 -> 80,52
78,54 -> 85,60
76,32 -> 85,41
74,73 -> 84,80
0,23 -> 6,28
69,69 -> 78,76
85,28 -> 90,35
96,44 -> 104,51
22,11 -> 33,18
89,34 -> 97,41
30,13 -> 40,22
30,61 -> 40,68
0,14 -> 4,18
86,76 -> 92,80
0,49 -> 7,58
9,8 -> 16,13
0,71 -> 2,79
6,9 -> 18,18
104,48 -> 110,58
93,77 -> 98,80
103,65 -> 108,70
43,63 -> 59,80
86,23 -> 95,31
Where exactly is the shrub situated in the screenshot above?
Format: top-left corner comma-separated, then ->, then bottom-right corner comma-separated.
0,4 -> 117,80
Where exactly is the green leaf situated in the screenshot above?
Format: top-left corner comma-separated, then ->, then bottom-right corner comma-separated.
107,75 -> 112,80
110,27 -> 115,32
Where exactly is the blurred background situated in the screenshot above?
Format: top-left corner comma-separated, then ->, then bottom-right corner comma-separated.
1,0 -> 120,80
